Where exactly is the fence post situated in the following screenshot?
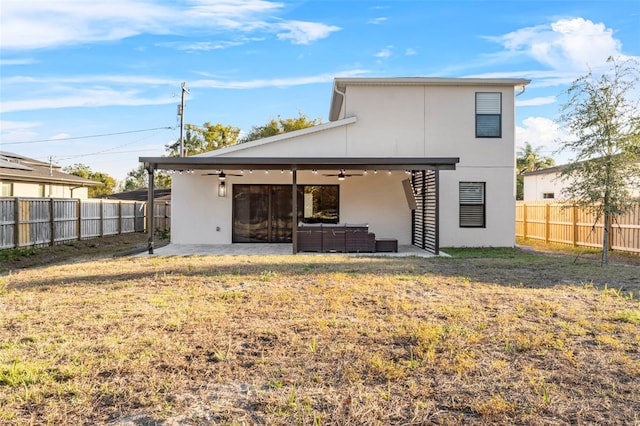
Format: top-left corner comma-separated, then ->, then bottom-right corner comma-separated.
99,199 -> 104,237
50,198 -> 55,246
545,202 -> 551,243
572,205 -> 578,247
118,201 -> 122,235
14,197 -> 20,249
77,199 -> 82,241
523,203 -> 527,239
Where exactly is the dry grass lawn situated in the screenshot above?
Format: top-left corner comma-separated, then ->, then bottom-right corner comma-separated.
1,238 -> 639,425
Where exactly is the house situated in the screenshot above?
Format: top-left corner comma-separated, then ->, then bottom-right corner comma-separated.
522,160 -> 640,200
141,77 -> 530,254
0,152 -> 101,199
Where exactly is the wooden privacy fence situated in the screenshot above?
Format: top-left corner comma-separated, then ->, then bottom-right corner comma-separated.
0,198 -> 171,250
516,201 -> 640,254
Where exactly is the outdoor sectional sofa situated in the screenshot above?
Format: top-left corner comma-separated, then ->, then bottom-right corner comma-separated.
297,223 -> 379,253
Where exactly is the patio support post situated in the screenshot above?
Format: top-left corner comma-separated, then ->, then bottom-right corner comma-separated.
146,165 -> 155,254
292,169 -> 297,254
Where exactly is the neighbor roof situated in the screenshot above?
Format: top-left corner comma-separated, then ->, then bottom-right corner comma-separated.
330,77 -> 531,121
0,151 -> 101,187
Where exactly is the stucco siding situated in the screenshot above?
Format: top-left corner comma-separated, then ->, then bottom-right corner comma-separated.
343,86 -> 425,157
171,171 -> 413,245
439,167 -> 516,247
218,124 -> 350,158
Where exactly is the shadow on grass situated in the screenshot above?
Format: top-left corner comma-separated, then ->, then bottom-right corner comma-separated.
6,247 -> 640,293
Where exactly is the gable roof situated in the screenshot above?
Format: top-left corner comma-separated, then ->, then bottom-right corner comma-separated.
329,77 -> 531,121
0,151 -> 102,187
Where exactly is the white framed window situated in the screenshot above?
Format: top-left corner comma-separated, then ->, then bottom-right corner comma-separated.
460,182 -> 485,228
476,92 -> 502,138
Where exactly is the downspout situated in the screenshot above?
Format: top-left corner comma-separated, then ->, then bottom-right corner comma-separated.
515,84 -> 526,97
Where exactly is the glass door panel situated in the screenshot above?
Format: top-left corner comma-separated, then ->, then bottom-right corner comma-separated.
233,185 -> 270,242
270,185 -> 293,242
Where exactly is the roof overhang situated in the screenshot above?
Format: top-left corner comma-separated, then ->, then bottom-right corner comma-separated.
140,156 -> 460,172
330,77 -> 531,121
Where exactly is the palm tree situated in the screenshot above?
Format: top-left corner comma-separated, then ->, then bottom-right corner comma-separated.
517,142 -> 555,174
516,142 -> 556,199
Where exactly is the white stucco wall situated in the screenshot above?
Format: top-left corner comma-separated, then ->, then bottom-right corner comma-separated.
523,173 -> 562,200
171,170 -> 414,245
171,80 -> 521,248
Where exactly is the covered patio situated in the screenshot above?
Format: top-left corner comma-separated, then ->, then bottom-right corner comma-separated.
140,156 -> 459,255
136,243 -> 444,257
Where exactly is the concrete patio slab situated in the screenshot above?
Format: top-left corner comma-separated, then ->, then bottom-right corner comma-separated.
135,244 -> 441,258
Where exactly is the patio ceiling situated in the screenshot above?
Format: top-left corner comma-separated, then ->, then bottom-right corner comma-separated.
140,156 -> 460,172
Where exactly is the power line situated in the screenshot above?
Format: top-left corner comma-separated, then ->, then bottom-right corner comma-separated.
0,126 -> 174,145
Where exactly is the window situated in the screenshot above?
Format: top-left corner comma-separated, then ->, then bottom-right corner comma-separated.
302,185 -> 339,223
459,182 -> 485,228
543,192 -> 555,199
1,182 -> 12,197
476,92 -> 502,138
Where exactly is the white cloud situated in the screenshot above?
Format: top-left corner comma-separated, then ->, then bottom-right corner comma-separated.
516,96 -> 557,107
0,120 -> 41,143
0,88 -> 175,113
375,46 -> 393,59
405,48 -> 417,56
0,0 -> 340,50
158,40 -> 248,51
368,17 -> 388,25
191,69 -> 369,89
0,58 -> 37,66
276,21 -> 341,45
489,18 -> 625,73
0,70 -> 370,113
50,133 -> 72,140
516,116 -> 564,150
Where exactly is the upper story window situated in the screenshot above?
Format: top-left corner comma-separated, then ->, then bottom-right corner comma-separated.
476,92 -> 502,138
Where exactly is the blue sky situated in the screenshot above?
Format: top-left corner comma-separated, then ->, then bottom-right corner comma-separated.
1,0 -> 638,183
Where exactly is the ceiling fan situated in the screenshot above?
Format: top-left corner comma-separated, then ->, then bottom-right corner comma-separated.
202,170 -> 243,180
322,170 -> 363,180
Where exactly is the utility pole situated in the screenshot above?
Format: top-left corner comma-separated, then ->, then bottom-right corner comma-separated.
179,82 -> 190,157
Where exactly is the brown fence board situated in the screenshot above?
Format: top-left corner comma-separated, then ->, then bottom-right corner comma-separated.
516,201 -> 640,255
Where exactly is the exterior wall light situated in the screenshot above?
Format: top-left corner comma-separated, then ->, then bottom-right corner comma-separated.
218,181 -> 227,197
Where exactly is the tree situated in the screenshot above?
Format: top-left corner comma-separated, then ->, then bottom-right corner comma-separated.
239,112 -> 321,143
516,142 -> 555,200
63,163 -> 117,198
166,122 -> 241,157
557,56 -> 640,266
123,164 -> 171,191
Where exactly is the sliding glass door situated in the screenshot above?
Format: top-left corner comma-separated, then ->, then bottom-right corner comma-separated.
232,184 -> 339,243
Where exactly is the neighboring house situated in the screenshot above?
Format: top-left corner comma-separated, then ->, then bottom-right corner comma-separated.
522,160 -> 640,200
141,77 -> 529,254
0,152 -> 101,199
